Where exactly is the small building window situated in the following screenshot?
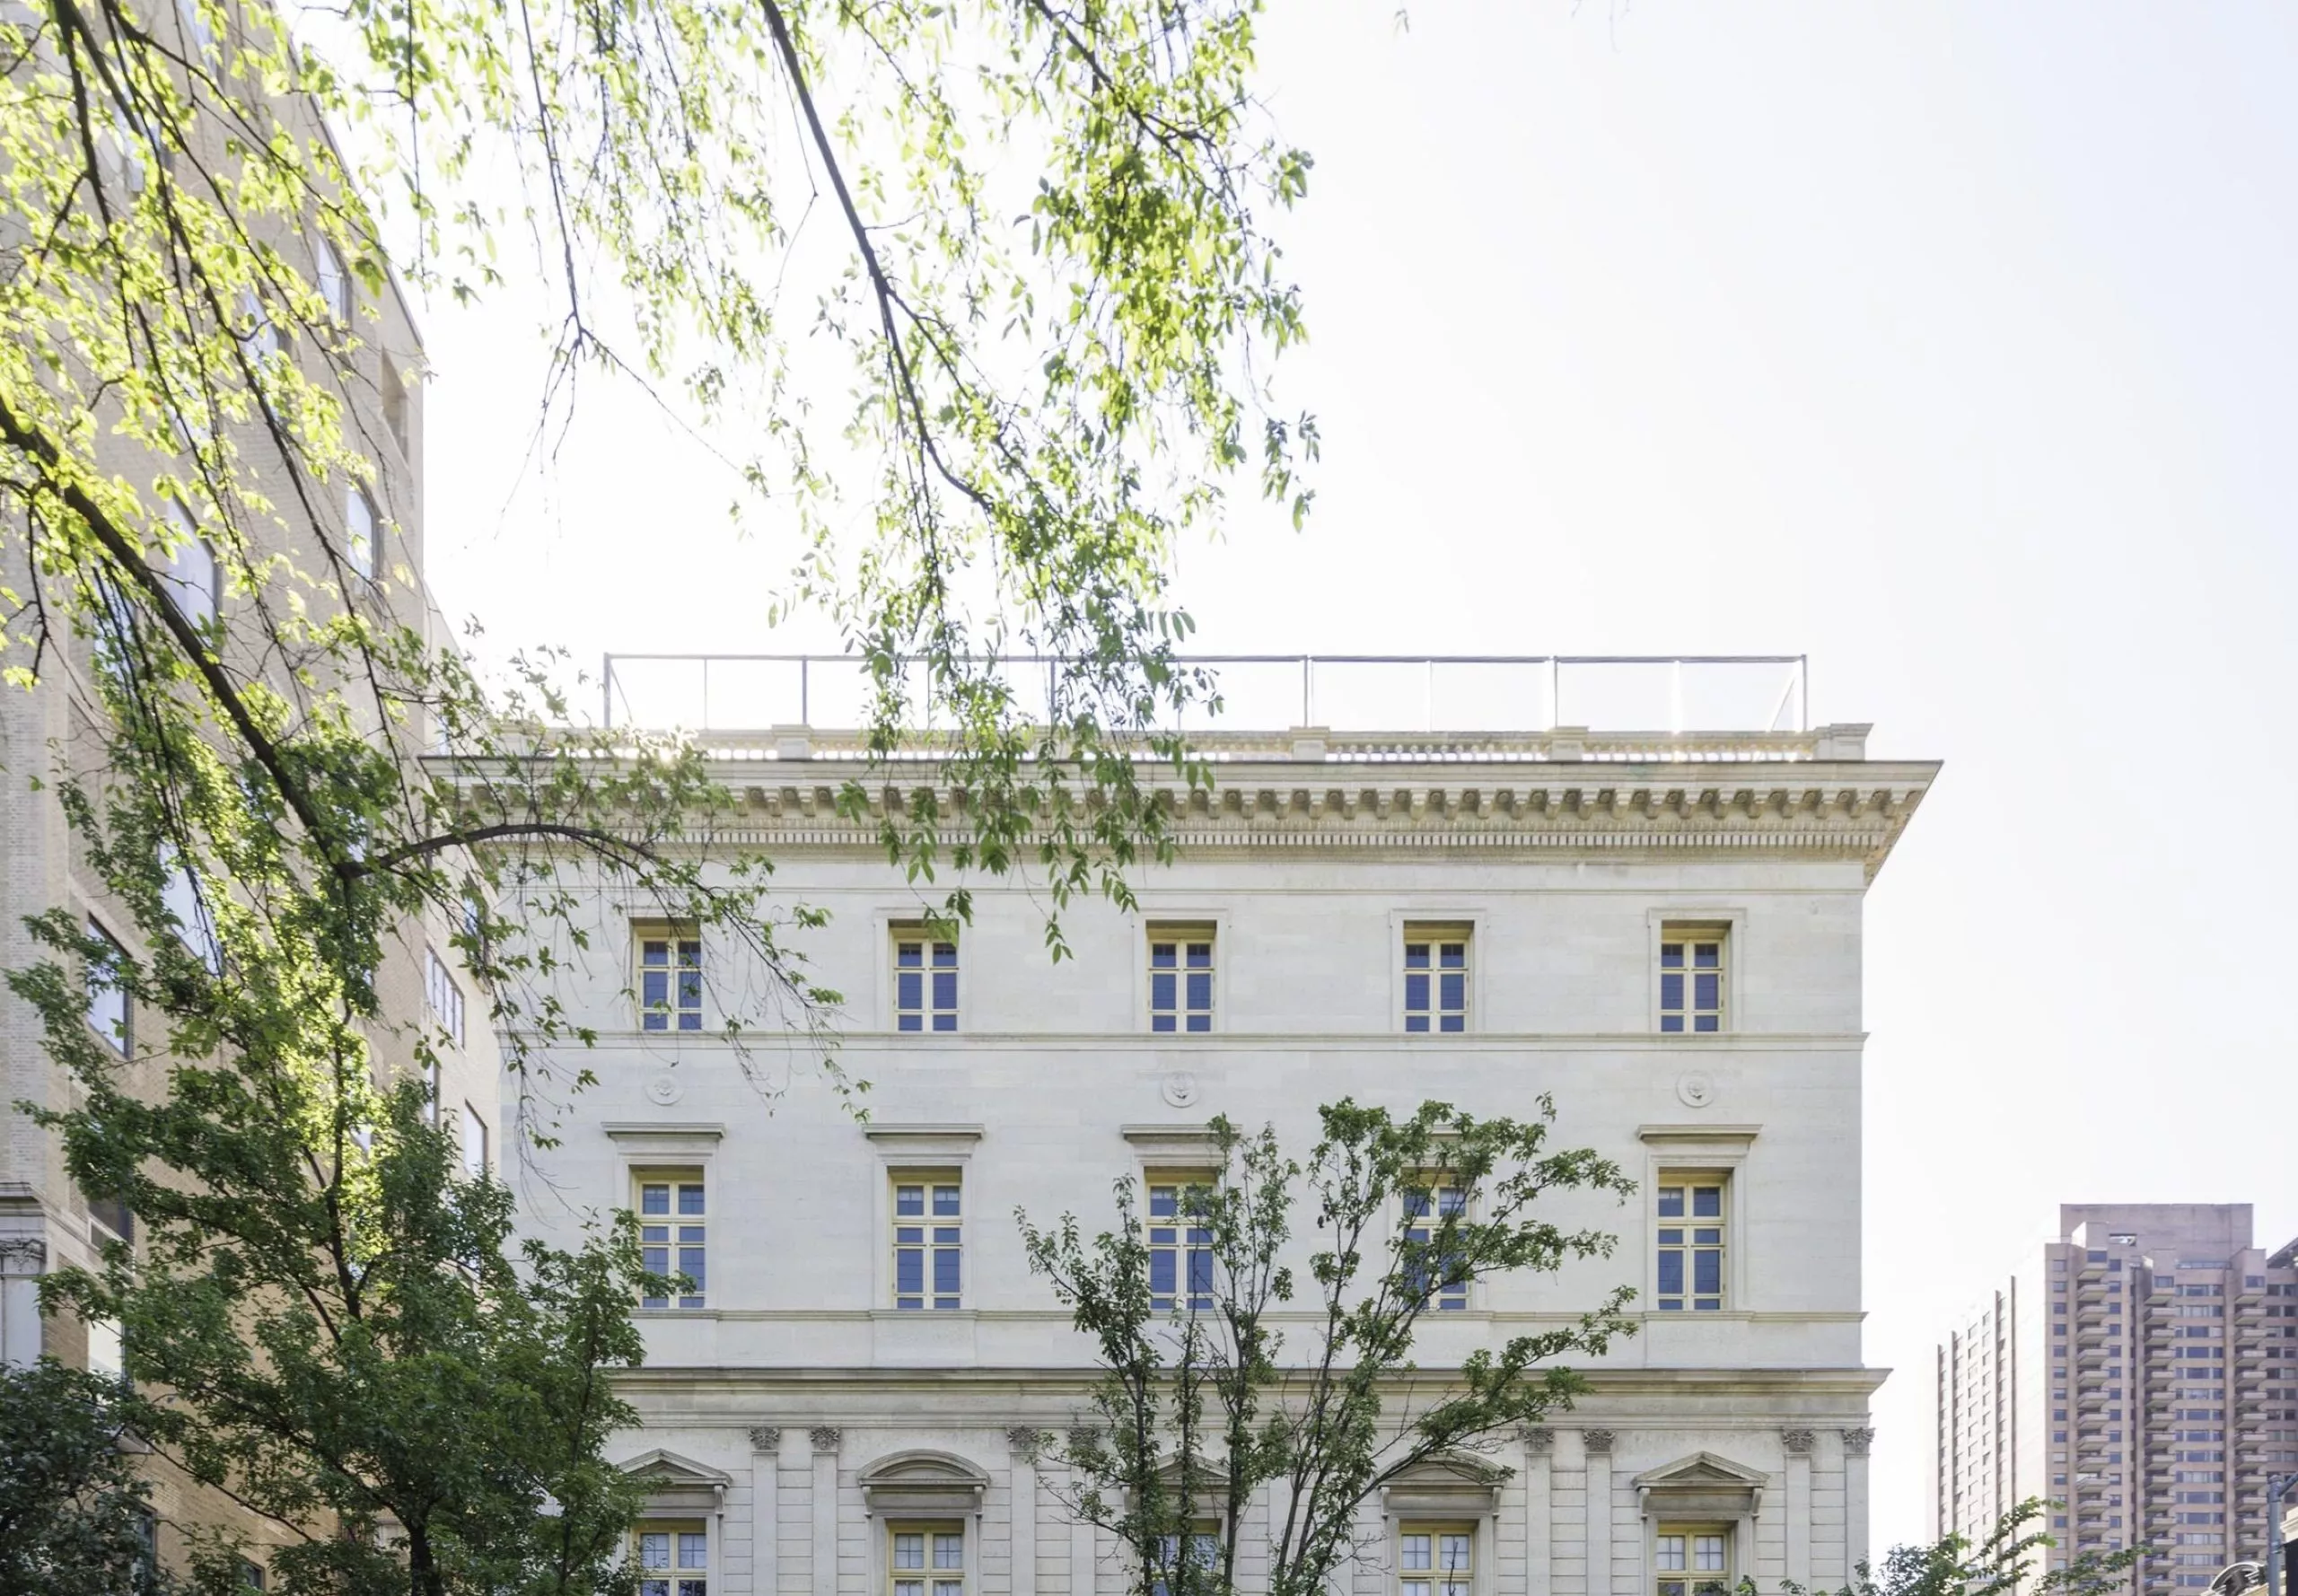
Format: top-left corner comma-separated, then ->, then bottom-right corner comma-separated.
893,1173 -> 962,1311
425,948 -> 466,1048
1655,1176 -> 1726,1311
1399,1526 -> 1473,1596
635,925 -> 702,1031
315,236 -> 351,326
1402,925 -> 1470,1033
1146,1175 -> 1215,1313
85,917 -> 130,1056
162,502 -> 219,630
460,1102 -> 487,1180
893,930 -> 959,1032
345,486 -> 375,578
241,1558 -> 268,1590
1654,1525 -> 1731,1596
1400,1174 -> 1469,1311
1659,925 -> 1726,1033
890,1524 -> 964,1596
637,1521 -> 710,1596
636,1170 -> 706,1309
1152,1524 -> 1217,1596
1149,925 -> 1215,1033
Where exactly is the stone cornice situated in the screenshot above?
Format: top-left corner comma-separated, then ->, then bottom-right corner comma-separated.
681,761 -> 1937,881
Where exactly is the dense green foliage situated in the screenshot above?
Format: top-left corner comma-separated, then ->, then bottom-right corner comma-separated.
1745,1498 -> 2147,1596
0,1360 -> 170,1596
1019,1099 -> 1639,1596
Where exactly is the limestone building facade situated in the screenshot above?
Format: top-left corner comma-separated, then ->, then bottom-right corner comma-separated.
1929,1205 -> 2298,1593
504,702 -> 1936,1596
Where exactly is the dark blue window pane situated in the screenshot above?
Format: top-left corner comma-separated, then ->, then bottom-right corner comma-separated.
933,972 -> 957,1009
1149,1188 -> 1177,1217
642,1225 -> 669,1245
1693,943 -> 1720,969
1186,943 -> 1212,969
932,1013 -> 955,1031
1692,1188 -> 1721,1218
899,1013 -> 922,1032
1658,1253 -> 1684,1295
1405,944 -> 1430,969
679,1247 -> 706,1291
1660,943 -> 1683,968
899,971 -> 922,1009
1153,1013 -> 1176,1033
1152,972 -> 1175,1010
898,1252 -> 923,1293
1152,943 -> 1177,969
896,1226 -> 922,1244
1658,1228 -> 1683,1246
1188,1250 -> 1214,1297
1437,1188 -> 1465,1215
1661,1013 -> 1684,1033
678,970 -> 701,1007
1151,1252 -> 1176,1295
1694,1228 -> 1721,1245
897,1186 -> 924,1215
1694,1013 -> 1719,1033
643,942 -> 668,966
1694,1251 -> 1721,1294
1186,973 -> 1212,1010
1657,1189 -> 1685,1217
677,1009 -> 700,1031
1694,973 -> 1719,1009
934,1250 -> 960,1293
1694,1298 -> 1722,1311
644,1244 -> 669,1273
1440,1013 -> 1464,1032
897,943 -> 922,968
1185,1013 -> 1210,1033
679,941 -> 701,965
642,1186 -> 670,1215
1440,943 -> 1466,969
1658,1300 -> 1682,1311
644,971 -> 669,1006
679,1185 -> 706,1215
1407,1014 -> 1430,1033
1404,1190 -> 1431,1218
1661,972 -> 1683,1009
933,943 -> 957,967
1439,973 -> 1464,1010
934,1187 -> 960,1215
1405,973 -> 1428,1011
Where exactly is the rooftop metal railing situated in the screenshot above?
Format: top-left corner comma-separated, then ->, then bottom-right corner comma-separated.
600,653 -> 1811,741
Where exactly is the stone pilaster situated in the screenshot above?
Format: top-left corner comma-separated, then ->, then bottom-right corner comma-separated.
1781,1430 -> 1814,1592
750,1428 -> 782,1596
1008,1427 -> 1039,1596
1583,1430 -> 1614,1596
811,1428 -> 841,1596
1523,1428 -> 1554,1596
1841,1429 -> 1873,1574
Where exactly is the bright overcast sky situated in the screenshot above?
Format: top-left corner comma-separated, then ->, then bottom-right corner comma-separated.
421,1 -> 2298,1551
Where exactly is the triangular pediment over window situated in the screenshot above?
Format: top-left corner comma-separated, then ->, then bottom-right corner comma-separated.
621,1448 -> 732,1513
1632,1452 -> 1767,1520
860,1450 -> 991,1516
1381,1451 -> 1510,1517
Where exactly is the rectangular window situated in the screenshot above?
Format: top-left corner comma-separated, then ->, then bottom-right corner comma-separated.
425,948 -> 466,1047
346,486 -> 375,578
1152,1524 -> 1217,1596
85,917 -> 130,1055
241,1560 -> 267,1590
1655,1176 -> 1726,1311
1659,925 -> 1726,1033
460,1102 -> 487,1180
893,1173 -> 962,1311
1402,925 -> 1470,1033
637,1521 -> 710,1596
1146,1175 -> 1215,1313
636,926 -> 703,1031
1655,1526 -> 1731,1596
890,1525 -> 965,1596
637,1170 -> 706,1309
1149,926 -> 1215,1033
1401,1174 -> 1469,1311
316,236 -> 350,326
1399,1526 -> 1472,1596
163,502 -> 219,629
893,931 -> 959,1032
135,1508 -> 159,1588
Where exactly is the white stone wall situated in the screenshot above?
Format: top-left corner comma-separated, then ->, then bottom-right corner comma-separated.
504,748 -> 1933,1596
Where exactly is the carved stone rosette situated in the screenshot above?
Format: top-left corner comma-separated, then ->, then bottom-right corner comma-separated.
749,1426 -> 782,1454
1582,1428 -> 1616,1456
811,1426 -> 842,1454
1841,1427 -> 1874,1456
1781,1428 -> 1816,1455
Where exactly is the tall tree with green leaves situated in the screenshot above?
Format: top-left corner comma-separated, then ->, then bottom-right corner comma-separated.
3,0 -> 1314,1587
1017,1100 -> 1638,1596
1739,1498 -> 2147,1596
